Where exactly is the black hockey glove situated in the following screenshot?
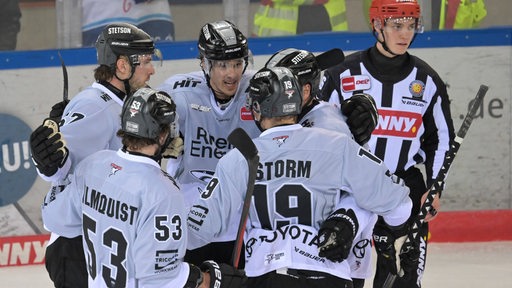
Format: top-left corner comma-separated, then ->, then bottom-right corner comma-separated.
398,238 -> 421,277
49,99 -> 69,121
372,217 -> 410,275
162,136 -> 184,159
200,260 -> 248,288
318,208 -> 359,262
341,93 -> 378,145
30,119 -> 69,177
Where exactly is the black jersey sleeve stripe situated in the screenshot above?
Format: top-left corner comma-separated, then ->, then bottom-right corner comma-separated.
374,137 -> 387,162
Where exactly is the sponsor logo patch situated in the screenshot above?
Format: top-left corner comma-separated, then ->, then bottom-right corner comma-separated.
240,106 -> 254,121
341,75 -> 371,92
373,109 -> 423,138
409,80 -> 425,98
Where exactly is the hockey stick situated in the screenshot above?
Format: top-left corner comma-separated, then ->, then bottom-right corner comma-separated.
315,48 -> 345,70
227,128 -> 259,269
383,84 -> 489,287
57,51 -> 69,102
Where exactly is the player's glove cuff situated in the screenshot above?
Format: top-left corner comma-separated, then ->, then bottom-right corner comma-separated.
200,260 -> 247,288
184,264 -> 204,288
49,99 -> 69,121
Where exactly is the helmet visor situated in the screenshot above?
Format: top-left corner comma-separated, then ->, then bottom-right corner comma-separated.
383,17 -> 424,33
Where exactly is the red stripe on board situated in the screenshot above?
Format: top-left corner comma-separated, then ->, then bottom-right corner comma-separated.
0,234 -> 50,267
0,211 -> 510,266
429,210 -> 512,242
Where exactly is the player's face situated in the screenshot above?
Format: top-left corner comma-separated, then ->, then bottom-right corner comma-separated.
208,58 -> 245,100
379,18 -> 417,56
129,54 -> 155,91
301,83 -> 312,108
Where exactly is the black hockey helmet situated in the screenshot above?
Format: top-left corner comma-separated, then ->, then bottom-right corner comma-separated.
247,66 -> 302,118
265,48 -> 320,92
198,20 -> 249,61
121,88 -> 178,140
96,22 -> 155,68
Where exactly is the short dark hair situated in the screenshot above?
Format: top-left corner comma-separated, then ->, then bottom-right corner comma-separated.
117,124 -> 170,150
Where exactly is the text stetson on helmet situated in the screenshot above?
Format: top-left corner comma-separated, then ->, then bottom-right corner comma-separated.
369,0 -> 421,28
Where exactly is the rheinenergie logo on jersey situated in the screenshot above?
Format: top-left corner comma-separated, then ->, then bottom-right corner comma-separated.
373,109 -> 423,138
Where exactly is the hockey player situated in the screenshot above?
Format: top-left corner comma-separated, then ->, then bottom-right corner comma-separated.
30,23 -> 157,287
41,88 -> 247,288
187,66 -> 414,287
320,1 -> 455,287
157,20 -> 261,268
157,21 -> 379,269
265,48 -> 378,288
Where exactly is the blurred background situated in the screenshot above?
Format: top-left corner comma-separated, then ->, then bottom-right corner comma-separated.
8,0 -> 511,51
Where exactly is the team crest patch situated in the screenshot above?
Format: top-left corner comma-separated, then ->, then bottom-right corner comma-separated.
341,75 -> 371,92
109,163 -> 122,176
409,80 -> 425,98
240,106 -> 254,121
190,169 -> 215,182
272,135 -> 289,147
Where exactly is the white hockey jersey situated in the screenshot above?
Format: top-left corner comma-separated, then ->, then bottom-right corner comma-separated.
298,100 -> 377,279
39,82 -> 124,186
187,124 -> 411,279
42,149 -> 190,288
157,71 -> 261,208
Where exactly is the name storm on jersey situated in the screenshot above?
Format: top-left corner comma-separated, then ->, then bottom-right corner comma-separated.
82,186 -> 138,225
256,160 -> 312,181
373,109 -> 423,138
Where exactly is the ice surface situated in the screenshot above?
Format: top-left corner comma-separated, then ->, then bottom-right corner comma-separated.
1,242 -> 511,287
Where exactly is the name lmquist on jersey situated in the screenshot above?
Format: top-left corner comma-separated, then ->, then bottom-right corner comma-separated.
372,109 -> 423,138
82,186 -> 138,225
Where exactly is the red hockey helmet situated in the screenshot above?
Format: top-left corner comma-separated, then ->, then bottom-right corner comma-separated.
369,0 -> 422,30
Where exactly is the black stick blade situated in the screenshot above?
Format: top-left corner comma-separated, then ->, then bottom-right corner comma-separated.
228,128 -> 258,159
315,48 -> 345,70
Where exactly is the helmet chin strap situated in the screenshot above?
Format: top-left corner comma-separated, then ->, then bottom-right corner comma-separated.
373,29 -> 400,57
114,57 -> 139,95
